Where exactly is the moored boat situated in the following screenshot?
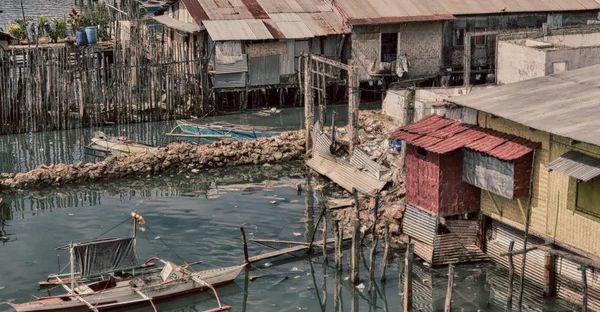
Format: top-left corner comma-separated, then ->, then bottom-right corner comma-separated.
166,120 -> 280,144
10,213 -> 244,312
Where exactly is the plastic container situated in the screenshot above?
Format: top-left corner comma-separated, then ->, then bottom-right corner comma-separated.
75,30 -> 88,46
85,26 -> 97,45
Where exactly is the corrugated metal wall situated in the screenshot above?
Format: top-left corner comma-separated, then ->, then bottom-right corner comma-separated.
486,220 -> 548,311
406,144 -> 441,214
213,72 -> 246,89
439,149 -> 481,216
248,55 -> 280,86
404,203 -> 437,263
279,40 -> 295,76
433,220 -> 487,265
556,256 -> 600,311
214,41 -> 247,88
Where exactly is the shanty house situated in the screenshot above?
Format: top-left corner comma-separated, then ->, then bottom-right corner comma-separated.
153,0 -> 348,108
448,64 -> 600,310
390,114 -> 538,266
333,0 -> 454,84
440,0 -> 600,86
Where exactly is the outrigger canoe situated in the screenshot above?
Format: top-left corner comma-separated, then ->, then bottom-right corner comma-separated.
10,213 -> 244,312
86,131 -> 158,156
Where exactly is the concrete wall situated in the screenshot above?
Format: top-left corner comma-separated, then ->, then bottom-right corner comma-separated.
351,21 -> 443,81
544,32 -> 600,47
382,89 -> 409,121
545,46 -> 600,74
497,40 -> 547,84
477,112 -> 600,258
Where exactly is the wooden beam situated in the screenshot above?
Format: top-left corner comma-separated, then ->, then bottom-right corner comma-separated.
310,54 -> 351,71
500,242 -> 551,256
537,245 -> 600,269
516,198 -> 526,223
486,190 -> 502,216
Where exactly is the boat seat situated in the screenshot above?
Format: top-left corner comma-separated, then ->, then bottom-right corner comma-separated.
74,284 -> 95,295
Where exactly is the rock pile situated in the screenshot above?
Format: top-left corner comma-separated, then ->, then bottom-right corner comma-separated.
0,130 -> 306,190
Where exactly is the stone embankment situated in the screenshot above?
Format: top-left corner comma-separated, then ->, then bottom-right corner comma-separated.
0,131 -> 306,190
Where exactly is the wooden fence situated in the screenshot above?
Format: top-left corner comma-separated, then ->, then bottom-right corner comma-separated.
0,24 -> 208,135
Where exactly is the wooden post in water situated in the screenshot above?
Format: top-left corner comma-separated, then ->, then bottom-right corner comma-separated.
334,220 -> 342,271
347,62 -> 359,154
380,221 -> 390,282
404,242 -> 414,312
507,240 -> 515,311
240,227 -> 249,264
517,205 -> 532,309
368,195 -> 379,292
444,264 -> 455,312
582,265 -> 588,312
351,188 -> 360,284
322,213 -> 327,264
330,110 -> 337,152
544,252 -> 556,297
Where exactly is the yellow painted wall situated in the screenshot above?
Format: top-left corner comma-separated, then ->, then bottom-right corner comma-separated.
478,113 -> 600,257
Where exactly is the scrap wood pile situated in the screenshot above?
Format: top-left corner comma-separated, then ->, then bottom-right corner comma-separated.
307,110 -> 407,247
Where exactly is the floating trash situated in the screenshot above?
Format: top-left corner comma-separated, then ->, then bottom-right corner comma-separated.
356,283 -> 365,291
293,232 -> 301,236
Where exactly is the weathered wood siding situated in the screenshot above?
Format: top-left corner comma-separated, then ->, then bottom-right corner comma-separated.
406,144 -> 441,214
478,112 -> 600,258
439,148 -> 481,216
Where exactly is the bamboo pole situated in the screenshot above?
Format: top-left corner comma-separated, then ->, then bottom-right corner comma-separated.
303,54 -> 313,153
322,213 -> 327,264
334,220 -> 342,271
582,265 -> 588,312
240,227 -> 249,264
380,221 -> 390,282
351,188 -> 360,284
369,195 -> 379,292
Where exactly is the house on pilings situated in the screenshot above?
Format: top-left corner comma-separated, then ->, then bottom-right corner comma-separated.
152,0 -> 349,110
390,114 -> 539,266
432,64 -> 600,310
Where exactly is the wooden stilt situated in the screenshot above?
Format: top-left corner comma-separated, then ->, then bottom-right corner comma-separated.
368,196 -> 379,292
334,220 -> 342,271
507,240 -> 515,311
544,252 -> 556,297
582,265 -> 588,312
444,264 -> 454,312
351,188 -> 360,284
322,213 -> 327,264
240,227 -> 249,264
404,242 -> 414,312
380,221 -> 390,282
517,206 -> 532,310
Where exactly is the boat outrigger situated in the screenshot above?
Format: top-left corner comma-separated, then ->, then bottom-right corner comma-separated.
85,131 -> 158,157
10,213 -> 244,312
166,120 -> 280,144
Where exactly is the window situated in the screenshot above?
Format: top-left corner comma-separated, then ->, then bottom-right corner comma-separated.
454,29 -> 465,46
417,147 -> 427,157
576,177 -> 600,217
380,33 -> 398,62
475,28 -> 485,45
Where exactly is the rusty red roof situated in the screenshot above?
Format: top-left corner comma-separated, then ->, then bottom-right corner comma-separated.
389,114 -> 540,161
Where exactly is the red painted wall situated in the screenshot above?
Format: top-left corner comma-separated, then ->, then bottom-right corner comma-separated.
438,149 -> 481,216
406,144 -> 440,214
513,151 -> 534,198
406,145 -> 481,216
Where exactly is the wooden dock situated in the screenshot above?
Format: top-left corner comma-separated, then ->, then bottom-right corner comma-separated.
247,236 -> 351,264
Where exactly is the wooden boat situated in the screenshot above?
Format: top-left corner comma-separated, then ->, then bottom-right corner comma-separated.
166,120 -> 280,144
10,213 -> 244,312
87,131 -> 158,155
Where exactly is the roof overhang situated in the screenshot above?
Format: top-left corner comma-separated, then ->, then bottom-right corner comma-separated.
152,15 -> 204,33
203,20 -> 274,41
348,14 -> 455,26
545,151 -> 600,182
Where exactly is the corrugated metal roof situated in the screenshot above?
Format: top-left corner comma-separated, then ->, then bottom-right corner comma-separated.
270,13 -> 315,38
389,114 -> 540,161
441,0 -> 600,15
152,15 -> 204,33
449,64 -> 600,148
545,151 -> 600,182
203,20 -> 274,41
334,0 -> 454,24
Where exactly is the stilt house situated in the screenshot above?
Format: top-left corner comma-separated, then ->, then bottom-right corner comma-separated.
390,114 -> 539,266
152,0 -> 349,109
446,64 -> 600,310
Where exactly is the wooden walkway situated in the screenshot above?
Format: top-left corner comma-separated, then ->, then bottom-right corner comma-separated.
247,236 -> 351,264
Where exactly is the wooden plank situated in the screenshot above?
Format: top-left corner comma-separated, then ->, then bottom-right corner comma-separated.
486,190 -> 502,217
516,198 -> 526,223
247,236 -> 350,264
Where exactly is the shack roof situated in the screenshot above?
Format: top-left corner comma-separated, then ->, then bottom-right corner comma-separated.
333,0 -> 454,25
448,64 -> 600,148
157,0 -> 348,40
333,0 -> 599,26
389,114 -> 539,161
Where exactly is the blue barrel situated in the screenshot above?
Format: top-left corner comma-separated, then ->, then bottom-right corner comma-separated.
85,26 -> 97,45
75,30 -> 87,46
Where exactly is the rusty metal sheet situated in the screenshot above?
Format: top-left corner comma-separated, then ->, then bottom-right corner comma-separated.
306,152 -> 388,195
203,20 -> 274,41
432,220 -> 488,265
152,15 -> 204,33
402,114 -> 455,135
556,256 -> 600,311
333,0 -> 455,24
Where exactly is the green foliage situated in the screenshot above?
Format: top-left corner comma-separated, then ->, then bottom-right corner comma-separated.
53,19 -> 68,40
7,23 -> 25,40
37,15 -> 49,37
